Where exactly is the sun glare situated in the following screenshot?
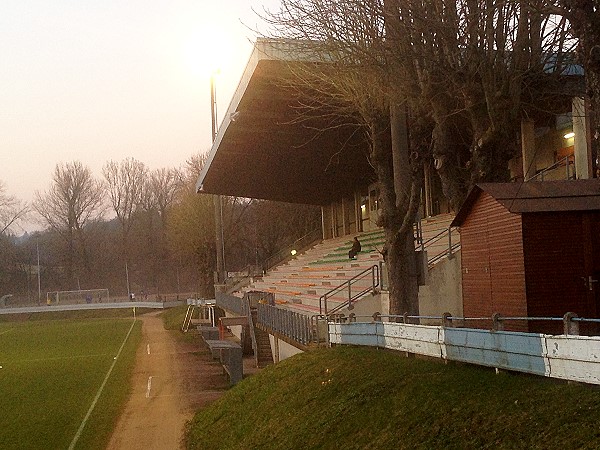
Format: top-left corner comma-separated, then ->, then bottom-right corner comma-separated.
184,26 -> 237,78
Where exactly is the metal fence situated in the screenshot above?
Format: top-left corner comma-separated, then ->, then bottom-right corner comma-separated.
328,312 -> 600,385
257,303 -> 312,345
216,291 -> 314,346
215,291 -> 247,315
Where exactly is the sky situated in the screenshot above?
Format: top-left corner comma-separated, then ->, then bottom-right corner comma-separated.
1,0 -> 280,231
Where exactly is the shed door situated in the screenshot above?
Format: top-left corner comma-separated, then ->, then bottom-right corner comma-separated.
523,212 -> 598,334
585,213 -> 600,318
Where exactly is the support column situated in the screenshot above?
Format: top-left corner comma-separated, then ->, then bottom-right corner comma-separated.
573,97 -> 593,179
521,119 -> 536,181
320,206 -> 326,239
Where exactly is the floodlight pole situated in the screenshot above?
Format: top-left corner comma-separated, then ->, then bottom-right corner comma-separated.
211,73 -> 226,284
36,242 -> 41,306
125,262 -> 131,300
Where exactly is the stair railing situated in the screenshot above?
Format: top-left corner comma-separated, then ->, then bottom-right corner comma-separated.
414,215 -> 424,253
423,225 -> 461,268
181,305 -> 195,332
245,298 -> 260,367
525,155 -> 575,182
319,265 -> 380,315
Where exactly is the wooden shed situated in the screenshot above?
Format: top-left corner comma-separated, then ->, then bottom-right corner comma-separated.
452,180 -> 600,334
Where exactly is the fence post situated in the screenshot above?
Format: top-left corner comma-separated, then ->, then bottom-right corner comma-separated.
563,312 -> 579,336
492,313 -> 504,331
441,312 -> 453,328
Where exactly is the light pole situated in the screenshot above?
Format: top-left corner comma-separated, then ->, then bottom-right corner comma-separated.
125,262 -> 131,300
211,73 -> 226,284
36,242 -> 41,306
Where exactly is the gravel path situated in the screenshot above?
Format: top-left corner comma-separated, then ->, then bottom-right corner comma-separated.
106,313 -> 229,450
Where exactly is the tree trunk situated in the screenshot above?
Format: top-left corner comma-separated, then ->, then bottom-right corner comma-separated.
369,106 -> 421,317
431,118 -> 470,210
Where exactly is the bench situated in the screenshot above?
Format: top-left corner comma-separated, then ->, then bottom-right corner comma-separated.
197,325 -> 219,341
203,340 -> 243,385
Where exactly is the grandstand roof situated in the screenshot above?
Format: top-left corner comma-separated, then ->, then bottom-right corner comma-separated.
195,39 -> 376,205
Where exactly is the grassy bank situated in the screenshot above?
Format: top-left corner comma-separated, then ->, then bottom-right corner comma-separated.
186,346 -> 600,450
161,304 -> 189,331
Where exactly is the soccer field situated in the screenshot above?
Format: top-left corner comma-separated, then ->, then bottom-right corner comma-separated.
0,317 -> 141,449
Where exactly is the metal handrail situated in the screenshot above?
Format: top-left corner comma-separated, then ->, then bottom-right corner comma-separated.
428,242 -> 462,268
256,303 -> 311,345
525,155 -> 575,182
421,225 -> 461,268
336,312 -> 599,336
414,217 -> 424,252
422,227 -> 447,248
319,265 -> 379,315
246,300 -> 260,367
422,225 -> 458,250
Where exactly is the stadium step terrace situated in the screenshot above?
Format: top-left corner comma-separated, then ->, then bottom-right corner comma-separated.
237,213 -> 457,315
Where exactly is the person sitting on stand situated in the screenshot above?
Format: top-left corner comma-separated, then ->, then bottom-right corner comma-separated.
348,236 -> 362,259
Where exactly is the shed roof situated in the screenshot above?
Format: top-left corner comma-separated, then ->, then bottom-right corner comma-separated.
195,38 -> 375,205
452,179 -> 600,226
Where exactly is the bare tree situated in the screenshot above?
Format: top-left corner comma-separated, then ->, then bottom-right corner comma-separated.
137,167 -> 182,295
103,158 -> 147,261
33,161 -> 105,285
0,181 -> 28,235
262,0 -> 571,314
149,168 -> 182,227
166,155 -> 216,296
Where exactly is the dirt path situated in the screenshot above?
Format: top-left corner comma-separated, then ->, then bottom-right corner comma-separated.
106,313 -> 229,450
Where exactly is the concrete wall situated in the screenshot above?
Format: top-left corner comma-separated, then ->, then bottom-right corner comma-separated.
330,321 -> 600,385
333,292 -> 385,319
327,253 -> 462,320
418,252 -> 463,318
269,335 -> 304,362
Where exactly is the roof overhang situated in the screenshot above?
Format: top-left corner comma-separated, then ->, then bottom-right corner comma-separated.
195,39 -> 375,205
452,179 -> 600,226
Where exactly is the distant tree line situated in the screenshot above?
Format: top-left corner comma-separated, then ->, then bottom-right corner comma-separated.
0,155 -> 320,304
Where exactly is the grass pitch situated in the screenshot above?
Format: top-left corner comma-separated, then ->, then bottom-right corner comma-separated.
0,316 -> 141,449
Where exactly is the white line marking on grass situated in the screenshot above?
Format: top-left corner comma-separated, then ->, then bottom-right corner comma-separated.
146,376 -> 153,398
14,354 -> 114,363
68,319 -> 136,450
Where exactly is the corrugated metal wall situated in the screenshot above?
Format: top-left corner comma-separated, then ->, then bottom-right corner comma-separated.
461,192 -> 527,330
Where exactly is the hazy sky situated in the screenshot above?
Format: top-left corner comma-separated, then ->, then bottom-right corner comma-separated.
1,0 -> 280,229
